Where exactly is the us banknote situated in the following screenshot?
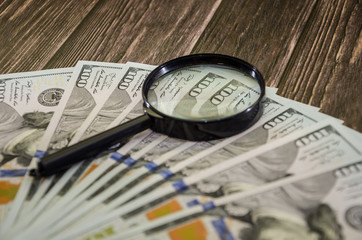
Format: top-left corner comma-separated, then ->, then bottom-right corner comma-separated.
71,62 -> 155,143
92,95 -> 331,212
48,120 -> 361,240
17,99 -> 330,238
18,90 -> 286,231
18,63 -> 156,224
3,60 -> 361,240
0,68 -> 73,228
1,61 -> 125,233
35,89 -> 321,224
109,158 -> 362,240
10,60 -> 168,232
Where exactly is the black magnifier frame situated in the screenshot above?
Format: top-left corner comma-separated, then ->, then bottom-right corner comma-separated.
142,53 -> 265,141
31,54 -> 265,177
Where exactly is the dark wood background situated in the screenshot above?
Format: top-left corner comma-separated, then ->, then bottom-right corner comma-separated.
0,0 -> 361,131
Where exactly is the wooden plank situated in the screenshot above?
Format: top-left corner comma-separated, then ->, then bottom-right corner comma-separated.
44,0 -> 221,68
191,0 -> 317,86
0,0 -> 99,73
277,0 -> 362,131
192,0 -> 361,131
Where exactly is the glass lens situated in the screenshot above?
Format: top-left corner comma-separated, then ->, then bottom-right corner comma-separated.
146,65 -> 261,121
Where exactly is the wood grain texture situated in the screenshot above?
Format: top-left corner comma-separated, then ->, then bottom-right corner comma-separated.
192,0 -> 317,86
278,0 -> 362,131
44,0 -> 221,68
0,0 -> 98,73
0,0 -> 360,131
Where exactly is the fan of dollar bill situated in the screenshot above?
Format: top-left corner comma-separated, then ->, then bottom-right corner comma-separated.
0,61 -> 361,240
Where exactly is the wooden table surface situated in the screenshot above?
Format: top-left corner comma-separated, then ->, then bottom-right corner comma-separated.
0,0 -> 361,131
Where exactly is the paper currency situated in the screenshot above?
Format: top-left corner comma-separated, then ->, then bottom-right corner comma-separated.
20,91 -> 283,232
23,62 -> 156,218
71,62 -> 155,143
5,61 -> 156,233
0,68 -> 73,227
16,133 -> 172,236
21,61 -> 125,205
2,61 -> 126,234
26,62 -> 156,218
0,69 -> 72,169
26,82 -> 305,223
25,63 -> 158,218
107,158 -> 362,240
19,89 -> 323,235
37,61 -> 125,156
98,94 -> 330,212
49,120 -> 360,240
1,59 -> 361,240
136,215 -> 250,240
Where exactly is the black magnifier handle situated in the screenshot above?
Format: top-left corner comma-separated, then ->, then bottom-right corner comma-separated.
30,114 -> 152,177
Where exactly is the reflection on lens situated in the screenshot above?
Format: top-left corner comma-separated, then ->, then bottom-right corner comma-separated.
147,65 -> 261,121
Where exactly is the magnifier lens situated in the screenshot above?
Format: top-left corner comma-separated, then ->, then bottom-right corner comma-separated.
146,65 -> 261,121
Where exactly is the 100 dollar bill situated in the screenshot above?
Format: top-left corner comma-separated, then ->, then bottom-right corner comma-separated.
11,61 -> 127,225
25,94 -> 332,238
0,68 -> 73,229
117,159 -> 362,240
3,61 -> 125,233
62,120 -> 360,240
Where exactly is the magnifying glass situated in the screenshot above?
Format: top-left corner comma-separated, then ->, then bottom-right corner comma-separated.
31,54 -> 265,177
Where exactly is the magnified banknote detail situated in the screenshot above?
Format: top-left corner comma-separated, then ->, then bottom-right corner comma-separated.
148,66 -> 261,120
